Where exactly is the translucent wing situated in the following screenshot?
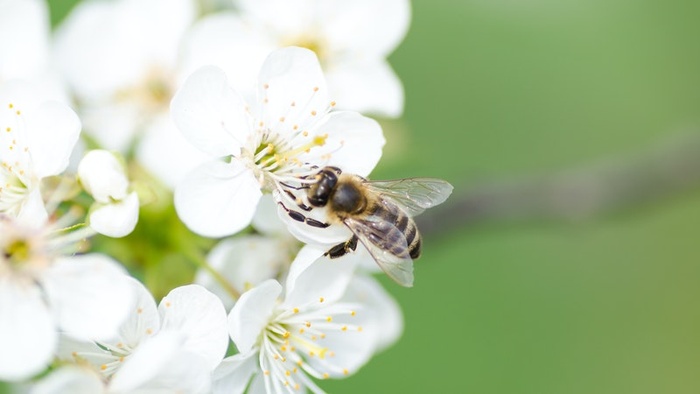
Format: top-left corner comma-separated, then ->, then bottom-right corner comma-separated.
366,178 -> 453,217
344,216 -> 414,287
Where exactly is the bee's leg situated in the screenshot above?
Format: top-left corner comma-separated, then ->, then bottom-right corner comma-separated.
283,190 -> 312,212
279,181 -> 310,190
324,236 -> 358,259
277,202 -> 330,228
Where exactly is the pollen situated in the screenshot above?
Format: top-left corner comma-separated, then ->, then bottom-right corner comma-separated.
310,110 -> 317,116
291,101 -> 296,106
165,301 -> 171,307
341,326 -> 347,331
279,116 -> 285,122
323,373 -> 329,379
343,369 -> 349,375
264,370 -> 270,376
285,370 -> 291,376
293,307 -> 300,314
299,328 -> 305,334
326,316 -> 332,322
263,83 -> 269,89
137,308 -> 143,314
15,111 -> 20,115
8,103 -> 13,108
305,321 -> 311,327
350,310 -> 356,317
146,328 -> 153,335
330,101 -> 336,107
319,297 -> 325,303
358,326 -> 363,332
5,127 -> 9,132
100,364 -> 107,371
283,331 -> 291,339
313,86 -> 319,92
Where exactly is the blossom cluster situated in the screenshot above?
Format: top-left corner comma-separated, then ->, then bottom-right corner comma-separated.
0,0 -> 443,393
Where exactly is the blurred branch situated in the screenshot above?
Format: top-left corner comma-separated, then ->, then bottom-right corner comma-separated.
417,131 -> 700,237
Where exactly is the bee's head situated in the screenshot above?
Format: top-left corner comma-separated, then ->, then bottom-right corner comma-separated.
307,167 -> 341,207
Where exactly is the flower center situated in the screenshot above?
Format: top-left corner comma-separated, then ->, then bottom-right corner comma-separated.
3,238 -> 30,265
257,302 -> 362,389
249,131 -> 328,191
114,66 -> 174,114
283,34 -> 330,68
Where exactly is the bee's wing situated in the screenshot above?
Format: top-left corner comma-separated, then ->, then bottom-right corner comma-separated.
344,216 -> 414,287
365,178 -> 453,217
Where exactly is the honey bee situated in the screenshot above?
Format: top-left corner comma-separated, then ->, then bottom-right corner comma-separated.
280,166 -> 453,287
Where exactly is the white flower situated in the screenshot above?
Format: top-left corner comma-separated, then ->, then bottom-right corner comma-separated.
0,0 -> 66,101
181,0 -> 410,117
0,215 -> 134,382
58,280 -> 229,393
0,80 -> 81,226
213,246 -> 379,393
78,150 -> 139,238
171,47 -> 385,238
53,0 -> 209,187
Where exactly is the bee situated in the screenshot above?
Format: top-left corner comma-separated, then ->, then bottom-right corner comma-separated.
280,166 -> 453,287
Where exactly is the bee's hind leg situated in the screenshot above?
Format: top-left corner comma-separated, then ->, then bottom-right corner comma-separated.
325,236 -> 358,259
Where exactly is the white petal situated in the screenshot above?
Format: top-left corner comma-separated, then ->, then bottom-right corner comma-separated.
25,101 -> 81,178
300,111 -> 385,177
31,367 -> 105,394
76,103 -> 140,153
228,279 -> 281,354
109,331 -> 211,394
89,192 -> 140,238
118,277 -> 160,347
16,188 -> 48,228
320,0 -> 410,57
212,352 -> 259,394
325,61 -> 405,118
135,115 -> 211,189
0,278 -> 56,382
78,150 -> 129,203
196,235 -> 290,308
54,0 -> 194,99
171,66 -> 251,157
282,245 -> 325,300
0,0 -> 50,80
42,254 -> 134,340
250,193 -> 287,236
237,0 -> 315,34
283,246 -> 359,307
344,275 -> 403,352
158,285 -> 229,370
174,159 -> 262,237
255,47 -> 329,135
180,13 -> 274,104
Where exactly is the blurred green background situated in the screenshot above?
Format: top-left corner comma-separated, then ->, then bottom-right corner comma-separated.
48,0 -> 700,393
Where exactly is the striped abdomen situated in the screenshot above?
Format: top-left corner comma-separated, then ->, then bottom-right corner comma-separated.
366,199 -> 422,260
